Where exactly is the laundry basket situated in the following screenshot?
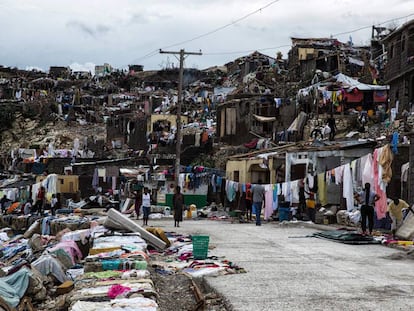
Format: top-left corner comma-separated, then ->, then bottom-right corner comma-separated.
192,235 -> 210,259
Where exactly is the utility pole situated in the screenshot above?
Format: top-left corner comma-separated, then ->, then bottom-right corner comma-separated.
159,49 -> 202,186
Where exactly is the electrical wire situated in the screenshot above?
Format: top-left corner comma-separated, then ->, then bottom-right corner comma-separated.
133,8 -> 414,66
161,0 -> 281,50
132,0 -> 282,63
203,12 -> 414,56
204,45 -> 291,56
332,12 -> 414,37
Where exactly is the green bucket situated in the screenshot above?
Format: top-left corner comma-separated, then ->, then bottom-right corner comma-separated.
192,235 -> 210,259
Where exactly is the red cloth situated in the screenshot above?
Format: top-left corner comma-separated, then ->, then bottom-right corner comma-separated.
244,138 -> 258,149
344,89 -> 363,103
373,91 -> 387,103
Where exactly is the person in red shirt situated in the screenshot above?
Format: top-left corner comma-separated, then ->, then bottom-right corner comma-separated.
35,186 -> 46,215
245,184 -> 253,221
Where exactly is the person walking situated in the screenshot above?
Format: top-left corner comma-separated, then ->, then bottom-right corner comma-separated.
387,198 -> 410,238
134,189 -> 142,220
357,183 -> 379,235
173,186 -> 184,227
142,187 -> 151,226
252,180 -> 265,226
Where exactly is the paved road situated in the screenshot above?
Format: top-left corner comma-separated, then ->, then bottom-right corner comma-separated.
147,218 -> 414,311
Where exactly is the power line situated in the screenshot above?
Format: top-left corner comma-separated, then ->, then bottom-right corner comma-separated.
204,45 -> 291,55
332,12 -> 414,37
203,13 -> 414,56
132,9 -> 414,65
132,0 -> 281,64
161,0 -> 281,50
159,49 -> 202,186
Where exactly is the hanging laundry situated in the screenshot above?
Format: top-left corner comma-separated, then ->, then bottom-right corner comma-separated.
401,162 -> 409,183
361,153 -> 374,187
226,181 -> 237,202
290,180 -> 299,204
373,148 -> 387,219
379,144 -> 393,183
391,132 -> 399,154
342,163 -> 354,212
216,176 -> 222,193
285,181 -> 292,204
306,174 -> 314,189
264,184 -> 273,220
272,184 -> 278,211
98,168 -> 106,178
317,173 -> 327,206
211,175 -> 217,192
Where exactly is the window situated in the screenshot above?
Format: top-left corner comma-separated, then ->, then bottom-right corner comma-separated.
233,171 -> 240,182
389,43 -> 394,59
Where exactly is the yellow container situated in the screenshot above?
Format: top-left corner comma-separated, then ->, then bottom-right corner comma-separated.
397,241 -> 413,246
187,204 -> 197,219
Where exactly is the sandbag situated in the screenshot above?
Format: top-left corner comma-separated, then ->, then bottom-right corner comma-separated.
146,227 -> 171,247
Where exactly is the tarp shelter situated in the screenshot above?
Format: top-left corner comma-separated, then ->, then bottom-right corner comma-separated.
334,73 -> 389,91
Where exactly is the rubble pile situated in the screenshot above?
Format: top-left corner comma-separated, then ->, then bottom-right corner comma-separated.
0,206 -> 244,310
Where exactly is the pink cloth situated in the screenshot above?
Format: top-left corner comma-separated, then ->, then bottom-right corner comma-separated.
108,284 -> 131,299
48,240 -> 83,264
373,149 -> 387,219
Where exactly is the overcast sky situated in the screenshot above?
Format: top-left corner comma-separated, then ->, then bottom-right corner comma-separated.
0,0 -> 413,73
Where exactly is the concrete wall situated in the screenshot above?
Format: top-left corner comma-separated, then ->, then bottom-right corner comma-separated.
384,22 -> 414,111
37,175 -> 79,193
226,157 -> 277,184
148,114 -> 188,133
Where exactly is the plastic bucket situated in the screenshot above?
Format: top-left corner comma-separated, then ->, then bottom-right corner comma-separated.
192,235 -> 209,259
279,207 -> 290,221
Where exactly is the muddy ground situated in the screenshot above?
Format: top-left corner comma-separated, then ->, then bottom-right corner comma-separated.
149,265 -> 230,311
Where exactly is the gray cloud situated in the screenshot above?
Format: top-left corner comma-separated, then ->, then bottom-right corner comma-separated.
66,20 -> 111,37
128,12 -> 171,25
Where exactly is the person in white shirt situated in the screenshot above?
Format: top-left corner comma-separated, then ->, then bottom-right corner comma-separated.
142,187 -> 151,226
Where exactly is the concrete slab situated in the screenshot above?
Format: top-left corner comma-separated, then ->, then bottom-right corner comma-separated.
144,218 -> 414,310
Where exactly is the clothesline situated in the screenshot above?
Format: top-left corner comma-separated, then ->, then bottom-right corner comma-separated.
224,144 -> 394,220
